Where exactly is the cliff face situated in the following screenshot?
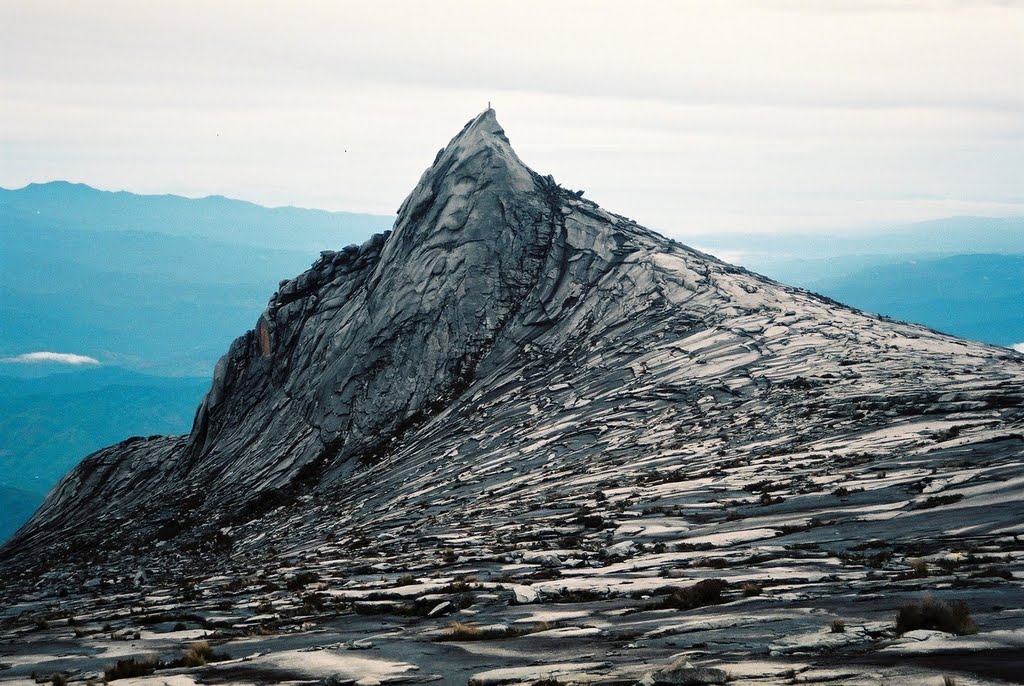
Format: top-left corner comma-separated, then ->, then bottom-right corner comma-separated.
4,110 -> 1024,574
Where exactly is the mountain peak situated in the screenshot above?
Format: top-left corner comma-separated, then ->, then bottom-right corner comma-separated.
6,111 -> 1024,686
393,109 -> 536,233
454,107 -> 505,146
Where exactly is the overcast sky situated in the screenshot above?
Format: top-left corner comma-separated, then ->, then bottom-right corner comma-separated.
2,0 -> 1022,236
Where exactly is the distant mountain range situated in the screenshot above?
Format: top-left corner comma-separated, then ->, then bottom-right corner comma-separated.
1,181 -> 395,376
815,253 -> 1024,348
686,216 -> 1024,348
2,180 -> 392,252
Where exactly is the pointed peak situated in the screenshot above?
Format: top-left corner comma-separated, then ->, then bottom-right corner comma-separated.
447,107 -> 510,154
393,110 -> 536,228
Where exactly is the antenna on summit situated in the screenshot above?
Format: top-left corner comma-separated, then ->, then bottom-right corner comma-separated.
487,100 -> 491,110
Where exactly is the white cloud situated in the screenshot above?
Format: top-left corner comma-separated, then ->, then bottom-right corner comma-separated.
0,352 -> 100,366
1012,343 -> 1024,353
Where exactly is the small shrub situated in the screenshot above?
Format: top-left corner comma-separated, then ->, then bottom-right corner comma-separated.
104,657 -> 158,681
436,621 -> 527,642
830,619 -> 845,633
910,558 -> 929,578
395,573 -> 417,586
912,494 -> 964,510
895,596 -> 977,636
970,565 -> 1013,580
442,622 -> 481,640
546,588 -> 605,603
943,676 -> 958,686
286,571 -> 320,592
50,673 -> 67,686
247,624 -> 276,636
181,640 -> 214,667
439,580 -> 473,594
660,579 -> 728,611
741,582 -> 762,597
301,592 -> 327,613
34,618 -> 49,631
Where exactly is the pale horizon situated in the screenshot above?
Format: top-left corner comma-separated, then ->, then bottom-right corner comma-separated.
3,1 -> 1023,236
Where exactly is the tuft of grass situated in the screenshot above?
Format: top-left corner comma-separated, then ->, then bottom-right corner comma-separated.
830,619 -> 845,633
659,578 -> 728,611
436,621 -> 529,642
910,558 -> 929,578
181,640 -> 215,667
50,673 -> 67,686
943,676 -> 958,686
969,565 -> 1013,580
104,657 -> 159,681
741,582 -> 762,597
895,596 -> 977,636
442,621 -> 482,640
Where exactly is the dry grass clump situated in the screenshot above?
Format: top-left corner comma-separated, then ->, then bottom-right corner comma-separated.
830,619 -> 845,633
181,640 -> 216,667
910,558 -> 929,578
436,621 -> 533,642
741,582 -> 762,597
895,596 -> 977,635
103,656 -> 159,681
444,621 -> 482,640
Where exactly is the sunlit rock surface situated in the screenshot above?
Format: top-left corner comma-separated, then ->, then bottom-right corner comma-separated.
2,111 -> 1023,685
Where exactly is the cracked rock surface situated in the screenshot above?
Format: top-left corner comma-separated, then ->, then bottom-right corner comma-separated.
2,110 -> 1024,685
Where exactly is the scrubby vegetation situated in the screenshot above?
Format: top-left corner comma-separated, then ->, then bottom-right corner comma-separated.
895,596 -> 977,635
436,621 -> 530,641
181,640 -> 217,667
104,657 -> 159,681
658,579 -> 728,611
910,558 -> 929,578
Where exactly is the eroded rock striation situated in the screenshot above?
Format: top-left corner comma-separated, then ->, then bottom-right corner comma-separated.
3,110 -> 1024,685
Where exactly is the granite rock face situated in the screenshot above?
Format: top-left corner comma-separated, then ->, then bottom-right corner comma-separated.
2,111 -> 1024,685
5,106 -> 1024,559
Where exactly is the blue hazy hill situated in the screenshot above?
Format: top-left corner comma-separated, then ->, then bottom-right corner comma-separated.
814,254 -> 1024,347
0,367 -> 210,542
1,182 -> 393,375
2,181 -> 393,252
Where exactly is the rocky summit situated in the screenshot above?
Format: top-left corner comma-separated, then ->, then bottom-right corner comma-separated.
3,110 -> 1024,685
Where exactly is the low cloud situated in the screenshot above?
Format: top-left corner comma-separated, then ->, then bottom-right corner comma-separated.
1012,343 -> 1024,353
0,351 -> 100,366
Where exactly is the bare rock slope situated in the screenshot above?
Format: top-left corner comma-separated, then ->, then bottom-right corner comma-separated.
3,111 -> 1024,685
